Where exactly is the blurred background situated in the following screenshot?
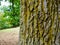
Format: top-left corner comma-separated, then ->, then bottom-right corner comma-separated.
0,0 -> 20,29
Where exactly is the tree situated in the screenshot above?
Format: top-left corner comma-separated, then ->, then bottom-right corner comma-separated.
0,0 -> 20,29
9,0 -> 20,26
20,0 -> 60,45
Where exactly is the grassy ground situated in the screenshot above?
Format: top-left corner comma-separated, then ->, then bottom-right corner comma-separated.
0,27 -> 19,45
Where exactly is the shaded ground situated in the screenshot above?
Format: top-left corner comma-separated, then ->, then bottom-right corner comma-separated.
0,27 -> 19,45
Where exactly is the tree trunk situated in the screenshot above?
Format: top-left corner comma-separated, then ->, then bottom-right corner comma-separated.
20,0 -> 60,45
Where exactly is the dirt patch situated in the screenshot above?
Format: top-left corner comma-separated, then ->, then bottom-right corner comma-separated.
0,27 -> 19,45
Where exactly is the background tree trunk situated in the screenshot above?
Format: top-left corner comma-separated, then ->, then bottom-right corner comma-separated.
20,0 -> 60,45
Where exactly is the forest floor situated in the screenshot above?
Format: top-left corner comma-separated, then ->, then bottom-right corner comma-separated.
0,27 -> 19,45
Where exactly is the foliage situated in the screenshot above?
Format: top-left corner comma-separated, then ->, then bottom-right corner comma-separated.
0,0 -> 20,29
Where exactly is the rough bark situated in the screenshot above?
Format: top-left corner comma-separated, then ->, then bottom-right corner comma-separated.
20,0 -> 60,45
